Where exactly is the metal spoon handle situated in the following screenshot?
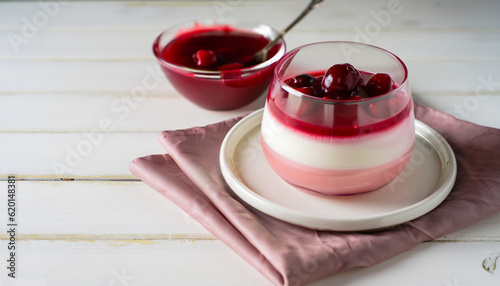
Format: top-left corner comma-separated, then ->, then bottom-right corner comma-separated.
259,0 -> 324,56
282,0 -> 324,34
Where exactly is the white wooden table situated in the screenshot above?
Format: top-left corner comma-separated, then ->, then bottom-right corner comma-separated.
1,1 -> 499,285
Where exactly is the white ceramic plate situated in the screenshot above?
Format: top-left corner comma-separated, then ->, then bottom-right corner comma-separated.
220,109 -> 457,231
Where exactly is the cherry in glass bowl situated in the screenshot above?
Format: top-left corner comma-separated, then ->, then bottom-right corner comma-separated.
261,41 -> 415,196
153,19 -> 286,111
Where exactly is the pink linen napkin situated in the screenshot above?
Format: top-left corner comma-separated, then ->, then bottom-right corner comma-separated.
129,103 -> 500,286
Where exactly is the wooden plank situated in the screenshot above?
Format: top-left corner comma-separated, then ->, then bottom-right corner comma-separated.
0,181 -> 499,240
0,60 -> 173,93
0,181 -> 211,237
442,211 -> 500,241
0,132 -> 164,178
0,30 -> 159,60
414,94 -> 500,129
0,60 -> 498,93
284,30 -> 500,62
1,29 -> 499,60
0,93 -> 258,132
0,240 -> 270,286
0,91 -> 499,133
0,239 -> 499,285
320,241 -> 500,285
0,91 -> 498,178
1,0 -> 499,32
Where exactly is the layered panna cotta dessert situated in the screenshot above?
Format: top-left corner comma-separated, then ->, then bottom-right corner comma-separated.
261,63 -> 415,196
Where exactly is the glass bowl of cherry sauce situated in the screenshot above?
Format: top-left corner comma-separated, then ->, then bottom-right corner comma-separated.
261,41 -> 415,196
153,19 -> 286,110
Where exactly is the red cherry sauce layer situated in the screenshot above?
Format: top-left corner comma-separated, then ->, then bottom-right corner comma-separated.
160,25 -> 282,70
268,63 -> 411,137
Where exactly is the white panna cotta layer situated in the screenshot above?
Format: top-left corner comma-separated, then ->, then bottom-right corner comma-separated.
261,104 -> 415,170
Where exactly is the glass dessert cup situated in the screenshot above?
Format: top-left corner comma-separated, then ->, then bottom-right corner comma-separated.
261,41 -> 415,196
153,19 -> 286,111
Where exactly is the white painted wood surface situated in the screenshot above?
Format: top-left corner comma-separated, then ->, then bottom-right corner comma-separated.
0,1 -> 499,285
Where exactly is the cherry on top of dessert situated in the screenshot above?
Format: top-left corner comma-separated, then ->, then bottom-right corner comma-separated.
284,73 -> 317,88
321,63 -> 363,97
365,73 -> 393,97
284,63 -> 395,100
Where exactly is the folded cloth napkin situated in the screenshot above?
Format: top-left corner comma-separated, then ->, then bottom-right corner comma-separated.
129,103 -> 500,286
